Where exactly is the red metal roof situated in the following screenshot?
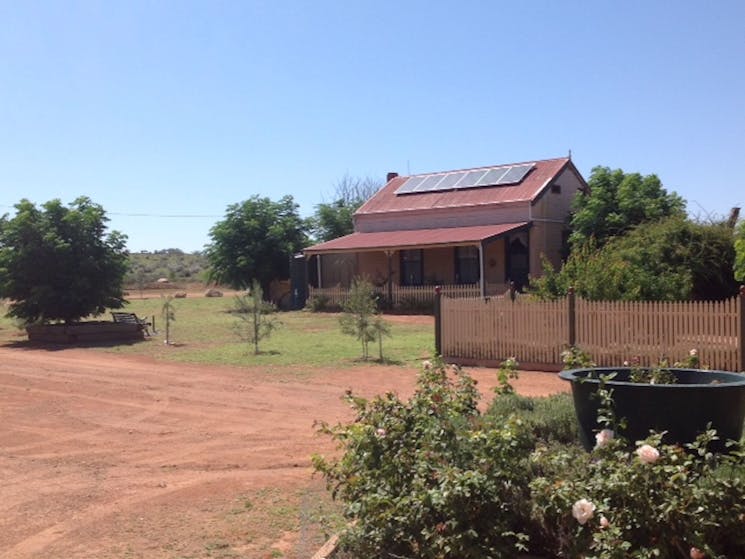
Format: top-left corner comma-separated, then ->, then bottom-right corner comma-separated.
305,222 -> 529,254
356,157 -> 572,216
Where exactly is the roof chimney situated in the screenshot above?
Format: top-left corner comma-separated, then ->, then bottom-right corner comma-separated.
386,172 -> 399,183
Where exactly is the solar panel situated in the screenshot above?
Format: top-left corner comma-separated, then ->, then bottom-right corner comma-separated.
431,171 -> 466,191
497,164 -> 534,185
454,169 -> 489,189
414,174 -> 446,192
476,167 -> 509,186
395,175 -> 427,194
395,162 -> 535,195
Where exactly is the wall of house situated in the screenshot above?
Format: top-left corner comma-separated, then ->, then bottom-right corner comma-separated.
529,221 -> 566,274
423,247 -> 454,284
484,240 -> 506,285
531,166 -> 583,221
355,202 -> 531,233
528,166 -> 583,276
357,251 -> 395,287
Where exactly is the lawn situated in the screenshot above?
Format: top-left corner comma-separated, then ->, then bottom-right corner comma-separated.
0,296 -> 435,369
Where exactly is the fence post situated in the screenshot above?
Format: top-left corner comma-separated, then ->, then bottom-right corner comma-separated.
739,285 -> 745,372
509,281 -> 516,302
568,286 -> 576,348
434,286 -> 442,357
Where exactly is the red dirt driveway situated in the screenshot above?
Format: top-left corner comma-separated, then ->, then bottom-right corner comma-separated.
0,346 -> 567,558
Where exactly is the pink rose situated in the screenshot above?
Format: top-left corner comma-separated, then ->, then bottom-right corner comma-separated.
690,547 -> 705,559
375,428 -> 386,438
636,444 -> 660,464
594,429 -> 614,449
599,515 -> 610,529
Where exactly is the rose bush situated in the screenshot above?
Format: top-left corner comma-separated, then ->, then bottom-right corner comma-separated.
315,359 -> 745,558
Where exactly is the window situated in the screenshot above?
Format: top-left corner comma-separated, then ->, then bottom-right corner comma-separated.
400,249 -> 423,286
551,183 -> 562,194
455,246 -> 480,284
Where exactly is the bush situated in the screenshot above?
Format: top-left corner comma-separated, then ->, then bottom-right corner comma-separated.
313,358 -> 534,558
530,431 -> 745,558
315,358 -> 745,558
487,393 -> 578,445
306,295 -> 340,312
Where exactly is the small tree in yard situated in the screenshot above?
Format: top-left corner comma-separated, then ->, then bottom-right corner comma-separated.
161,295 -> 175,345
372,315 -> 391,361
340,278 -> 390,361
232,280 -> 281,355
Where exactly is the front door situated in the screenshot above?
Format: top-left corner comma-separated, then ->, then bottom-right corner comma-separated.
507,236 -> 529,291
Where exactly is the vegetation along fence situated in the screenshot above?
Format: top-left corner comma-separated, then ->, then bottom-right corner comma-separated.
435,286 -> 745,372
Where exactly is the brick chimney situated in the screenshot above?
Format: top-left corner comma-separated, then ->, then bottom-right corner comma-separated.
386,172 -> 399,182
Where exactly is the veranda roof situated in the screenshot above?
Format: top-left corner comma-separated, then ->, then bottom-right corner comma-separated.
304,222 -> 530,255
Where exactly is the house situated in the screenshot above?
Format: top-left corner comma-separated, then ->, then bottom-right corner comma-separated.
303,156 -> 587,300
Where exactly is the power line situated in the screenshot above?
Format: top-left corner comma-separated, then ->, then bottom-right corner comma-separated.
0,205 -> 220,218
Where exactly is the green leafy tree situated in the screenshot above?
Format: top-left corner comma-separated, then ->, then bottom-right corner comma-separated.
232,280 -> 281,355
206,195 -> 307,295
532,217 -> 738,301
735,219 -> 745,282
309,174 -> 381,242
161,295 -> 176,345
339,277 -> 382,360
569,166 -> 686,250
0,197 -> 128,324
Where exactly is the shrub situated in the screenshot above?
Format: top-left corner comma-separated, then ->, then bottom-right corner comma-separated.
487,393 -> 578,445
315,356 -> 745,558
530,431 -> 745,558
313,358 -> 534,558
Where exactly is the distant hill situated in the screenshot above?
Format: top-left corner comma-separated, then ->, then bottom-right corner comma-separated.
125,249 -> 209,287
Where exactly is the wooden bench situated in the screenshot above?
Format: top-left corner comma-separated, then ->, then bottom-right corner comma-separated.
111,312 -> 153,336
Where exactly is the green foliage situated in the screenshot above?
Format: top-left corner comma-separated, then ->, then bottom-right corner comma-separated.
486,392 -> 578,445
0,197 -> 128,324
531,217 -> 739,301
161,295 -> 176,345
495,356 -> 519,395
735,219 -> 745,282
313,358 -> 534,559
339,278 -> 390,360
205,195 -> 307,292
530,431 -> 745,558
308,175 -> 381,242
232,280 -> 282,355
305,294 -> 341,312
569,166 -> 685,250
560,345 -> 596,369
315,355 -> 745,558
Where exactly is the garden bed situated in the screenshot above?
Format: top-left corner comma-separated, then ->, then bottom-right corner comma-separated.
26,321 -> 145,343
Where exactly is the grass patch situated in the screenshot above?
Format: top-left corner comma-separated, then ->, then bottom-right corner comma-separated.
0,296 -> 434,369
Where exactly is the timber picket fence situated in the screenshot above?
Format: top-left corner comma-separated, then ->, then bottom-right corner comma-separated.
435,286 -> 745,372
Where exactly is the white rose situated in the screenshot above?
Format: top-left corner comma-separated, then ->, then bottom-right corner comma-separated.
636,444 -> 660,464
599,515 -> 610,529
375,428 -> 386,438
689,349 -> 698,357
422,360 -> 432,370
572,498 -> 596,525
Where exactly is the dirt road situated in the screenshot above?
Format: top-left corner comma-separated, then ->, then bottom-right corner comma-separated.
0,346 -> 567,558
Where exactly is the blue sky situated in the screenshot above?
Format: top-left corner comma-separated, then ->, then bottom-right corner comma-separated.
1,1 -> 743,252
